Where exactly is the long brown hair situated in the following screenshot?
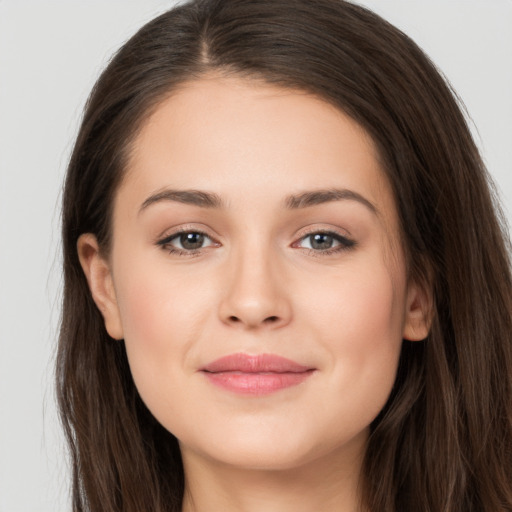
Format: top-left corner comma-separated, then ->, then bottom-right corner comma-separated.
57,0 -> 512,510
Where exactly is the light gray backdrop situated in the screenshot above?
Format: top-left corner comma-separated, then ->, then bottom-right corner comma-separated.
1,1 -> 511,511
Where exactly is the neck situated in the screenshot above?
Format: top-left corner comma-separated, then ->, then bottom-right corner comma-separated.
180,432 -> 367,512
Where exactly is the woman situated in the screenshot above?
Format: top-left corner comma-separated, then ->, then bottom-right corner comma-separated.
57,0 -> 512,510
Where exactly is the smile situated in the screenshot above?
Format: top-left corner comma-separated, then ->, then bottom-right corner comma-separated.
200,353 -> 316,395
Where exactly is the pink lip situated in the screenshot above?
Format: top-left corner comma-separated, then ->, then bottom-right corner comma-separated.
200,353 -> 315,395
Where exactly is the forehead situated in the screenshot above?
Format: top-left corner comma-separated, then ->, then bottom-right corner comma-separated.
120,75 -> 397,229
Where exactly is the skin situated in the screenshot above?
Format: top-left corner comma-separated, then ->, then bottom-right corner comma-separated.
78,75 -> 430,512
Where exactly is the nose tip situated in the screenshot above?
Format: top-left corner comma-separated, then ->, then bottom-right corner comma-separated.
218,256 -> 292,330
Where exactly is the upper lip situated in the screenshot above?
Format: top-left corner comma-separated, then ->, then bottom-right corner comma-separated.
201,353 -> 314,373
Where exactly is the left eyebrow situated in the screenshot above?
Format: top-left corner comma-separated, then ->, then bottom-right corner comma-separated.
284,188 -> 379,215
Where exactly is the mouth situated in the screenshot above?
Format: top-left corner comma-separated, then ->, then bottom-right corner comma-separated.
200,353 -> 316,395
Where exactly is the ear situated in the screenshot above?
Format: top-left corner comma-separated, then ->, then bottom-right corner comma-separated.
402,280 -> 432,341
77,233 -> 124,340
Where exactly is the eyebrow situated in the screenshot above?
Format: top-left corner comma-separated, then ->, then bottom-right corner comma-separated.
139,187 -> 378,215
139,189 -> 224,213
284,188 -> 378,215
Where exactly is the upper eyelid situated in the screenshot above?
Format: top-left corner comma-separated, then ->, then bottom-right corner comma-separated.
157,227 -> 349,239
156,225 -> 217,244
295,223 -> 352,236
293,230 -> 355,248
293,226 -> 353,243
160,230 -> 212,243
299,230 -> 350,240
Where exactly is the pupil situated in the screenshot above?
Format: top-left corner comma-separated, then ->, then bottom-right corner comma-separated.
311,233 -> 333,250
180,233 -> 204,250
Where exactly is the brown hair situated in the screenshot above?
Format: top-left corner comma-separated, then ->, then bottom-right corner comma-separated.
57,0 -> 512,510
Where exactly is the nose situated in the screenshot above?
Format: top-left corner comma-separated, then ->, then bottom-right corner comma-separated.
218,245 -> 292,330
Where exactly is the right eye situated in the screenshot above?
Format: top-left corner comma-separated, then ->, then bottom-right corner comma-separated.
157,230 -> 216,255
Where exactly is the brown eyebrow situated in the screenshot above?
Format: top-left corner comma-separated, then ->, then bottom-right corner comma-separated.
284,188 -> 378,215
139,189 -> 224,213
139,187 -> 378,215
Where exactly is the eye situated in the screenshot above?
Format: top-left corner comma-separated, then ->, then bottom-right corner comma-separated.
295,231 -> 356,253
157,230 -> 216,254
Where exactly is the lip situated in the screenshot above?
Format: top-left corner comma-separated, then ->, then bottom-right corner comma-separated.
200,353 -> 315,395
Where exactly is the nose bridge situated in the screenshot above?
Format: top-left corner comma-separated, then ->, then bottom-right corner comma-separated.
219,235 -> 291,329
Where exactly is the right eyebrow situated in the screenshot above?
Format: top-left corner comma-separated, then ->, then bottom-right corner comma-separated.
138,189 -> 224,215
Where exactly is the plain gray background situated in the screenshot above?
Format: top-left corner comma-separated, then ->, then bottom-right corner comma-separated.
1,1 -> 511,510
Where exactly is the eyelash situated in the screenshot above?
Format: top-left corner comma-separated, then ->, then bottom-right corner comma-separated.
156,228 -> 216,257
156,228 -> 356,257
293,229 -> 356,256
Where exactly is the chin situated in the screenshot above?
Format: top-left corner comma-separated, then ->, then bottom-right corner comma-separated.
178,421 -> 368,473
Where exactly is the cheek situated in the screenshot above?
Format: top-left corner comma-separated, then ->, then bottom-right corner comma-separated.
342,270 -> 403,345
115,251 -> 213,338
112,258 -> 214,408
306,256 -> 405,342
351,270 -> 403,366
304,260 -> 405,422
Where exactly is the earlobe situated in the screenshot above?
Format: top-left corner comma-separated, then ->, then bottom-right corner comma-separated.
402,281 -> 433,342
77,234 -> 124,340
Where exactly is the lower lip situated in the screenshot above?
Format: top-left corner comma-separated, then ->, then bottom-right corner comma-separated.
202,370 -> 314,395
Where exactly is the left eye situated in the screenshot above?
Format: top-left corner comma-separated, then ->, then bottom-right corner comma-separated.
297,232 -> 354,251
160,231 -> 214,251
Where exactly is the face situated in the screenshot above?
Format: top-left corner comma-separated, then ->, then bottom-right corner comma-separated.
79,75 -> 429,473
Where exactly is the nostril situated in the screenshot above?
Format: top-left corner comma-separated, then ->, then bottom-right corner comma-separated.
225,314 -> 281,326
